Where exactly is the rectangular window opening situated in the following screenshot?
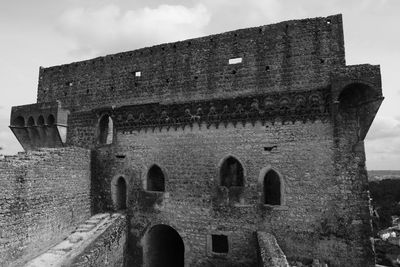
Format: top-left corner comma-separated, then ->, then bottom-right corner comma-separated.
264,145 -> 277,151
228,57 -> 242,65
212,234 -> 229,253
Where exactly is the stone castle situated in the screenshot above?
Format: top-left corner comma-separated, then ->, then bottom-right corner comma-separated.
0,14 -> 384,266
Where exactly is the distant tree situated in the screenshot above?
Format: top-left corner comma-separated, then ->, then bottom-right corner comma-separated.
370,179 -> 400,231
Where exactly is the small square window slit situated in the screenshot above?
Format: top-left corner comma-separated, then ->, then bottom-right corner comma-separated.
228,57 -> 242,65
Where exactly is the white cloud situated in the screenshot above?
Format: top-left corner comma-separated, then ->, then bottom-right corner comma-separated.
365,116 -> 400,169
198,0 -> 288,33
57,4 -> 211,57
366,116 -> 400,141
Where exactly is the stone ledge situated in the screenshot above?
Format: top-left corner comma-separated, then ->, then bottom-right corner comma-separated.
24,213 -> 125,267
257,231 -> 289,267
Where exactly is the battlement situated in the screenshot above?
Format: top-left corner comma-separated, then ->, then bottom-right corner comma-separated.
9,101 -> 69,150
37,14 -> 345,112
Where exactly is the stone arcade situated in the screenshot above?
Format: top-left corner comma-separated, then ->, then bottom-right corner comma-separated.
0,14 -> 383,266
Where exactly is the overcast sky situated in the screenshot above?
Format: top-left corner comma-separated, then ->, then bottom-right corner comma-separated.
0,0 -> 399,170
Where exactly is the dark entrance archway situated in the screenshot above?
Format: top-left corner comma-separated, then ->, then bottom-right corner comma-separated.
116,177 -> 127,210
111,176 -> 127,210
144,224 -> 184,267
263,169 -> 281,205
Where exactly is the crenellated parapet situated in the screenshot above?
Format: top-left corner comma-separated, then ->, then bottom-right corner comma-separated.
9,101 -> 70,151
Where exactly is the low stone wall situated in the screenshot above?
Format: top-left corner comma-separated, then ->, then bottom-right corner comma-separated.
0,147 -> 91,267
70,213 -> 127,267
257,231 -> 289,267
24,213 -> 127,267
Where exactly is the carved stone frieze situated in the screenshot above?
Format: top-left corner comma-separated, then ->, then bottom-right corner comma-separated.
112,89 -> 331,131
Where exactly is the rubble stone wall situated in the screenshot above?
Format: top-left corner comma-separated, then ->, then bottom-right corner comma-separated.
37,15 -> 344,112
89,120 -> 374,266
0,147 -> 91,267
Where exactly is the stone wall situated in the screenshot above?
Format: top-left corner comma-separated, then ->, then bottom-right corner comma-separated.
37,15 -> 344,112
3,13 -> 380,267
256,231 -> 289,267
0,147 -> 91,267
90,120 -> 369,266
69,214 -> 127,267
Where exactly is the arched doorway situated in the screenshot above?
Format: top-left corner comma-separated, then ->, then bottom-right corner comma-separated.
116,177 -> 127,210
112,176 -> 127,210
144,224 -> 184,267
263,169 -> 281,205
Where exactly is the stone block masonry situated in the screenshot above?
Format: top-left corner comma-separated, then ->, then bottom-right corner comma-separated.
256,231 -> 289,267
5,13 -> 383,267
0,147 -> 91,267
91,120 -> 370,266
24,213 -> 126,267
37,15 -> 344,112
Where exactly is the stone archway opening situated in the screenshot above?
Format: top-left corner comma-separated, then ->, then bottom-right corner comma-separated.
116,177 -> 127,210
144,224 -> 184,267
263,169 -> 281,205
220,156 -> 244,187
337,83 -> 383,141
13,116 -> 25,127
147,165 -> 165,192
47,114 -> 55,126
111,176 -> 127,210
98,114 -> 113,145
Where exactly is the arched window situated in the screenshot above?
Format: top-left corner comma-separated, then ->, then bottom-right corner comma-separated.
263,169 -> 281,205
116,177 -> 127,210
99,114 -> 113,145
338,83 -> 377,111
337,83 -> 382,140
47,114 -> 55,126
112,176 -> 127,210
147,165 -> 165,192
220,156 -> 244,187
37,115 -> 45,126
27,116 -> 35,127
13,116 -> 25,127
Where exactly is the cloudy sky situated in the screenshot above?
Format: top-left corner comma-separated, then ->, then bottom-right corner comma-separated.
0,0 -> 399,169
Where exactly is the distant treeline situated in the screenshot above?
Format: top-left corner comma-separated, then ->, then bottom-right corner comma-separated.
369,178 -> 400,232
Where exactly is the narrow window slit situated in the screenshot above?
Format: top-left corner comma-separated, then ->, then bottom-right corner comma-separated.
228,57 -> 242,65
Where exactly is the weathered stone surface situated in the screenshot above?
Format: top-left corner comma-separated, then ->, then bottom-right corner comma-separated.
0,148 -> 91,267
257,231 -> 289,267
24,213 -> 126,267
2,13 -> 383,267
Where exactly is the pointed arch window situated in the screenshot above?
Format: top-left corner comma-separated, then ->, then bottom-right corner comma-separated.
98,114 -> 113,145
112,176 -> 127,210
147,165 -> 165,192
